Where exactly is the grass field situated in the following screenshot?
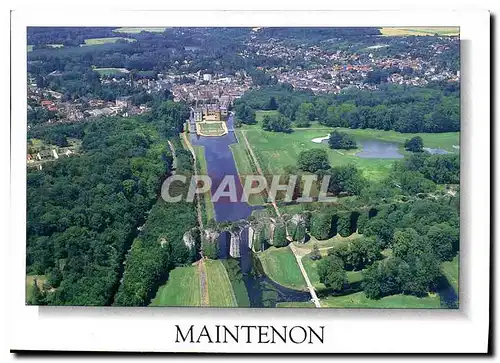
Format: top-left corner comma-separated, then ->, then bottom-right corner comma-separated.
92,67 -> 130,76
319,291 -> 441,308
81,37 -> 136,46
237,124 -> 459,182
113,27 -> 167,34
380,27 -> 459,37
277,301 -> 316,308
205,260 -> 238,307
257,246 -> 307,290
302,254 -> 364,291
150,265 -> 201,307
27,45 -> 33,52
26,275 -> 46,302
193,145 -> 216,223
295,233 -> 362,250
255,110 -> 280,123
441,255 -> 459,293
229,138 -> 267,206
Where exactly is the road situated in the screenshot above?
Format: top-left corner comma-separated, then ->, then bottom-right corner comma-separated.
289,243 -> 321,308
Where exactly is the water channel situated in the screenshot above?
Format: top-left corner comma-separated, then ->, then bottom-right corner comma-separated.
190,115 -> 311,307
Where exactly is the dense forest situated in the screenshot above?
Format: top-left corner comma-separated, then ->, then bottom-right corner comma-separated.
26,99 -> 191,306
235,82 -> 460,133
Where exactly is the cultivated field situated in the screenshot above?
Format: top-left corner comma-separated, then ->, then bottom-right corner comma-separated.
257,246 -> 307,290
149,265 -> 201,306
380,27 -> 459,37
81,37 -> 136,46
205,260 -> 238,307
113,27 -> 167,34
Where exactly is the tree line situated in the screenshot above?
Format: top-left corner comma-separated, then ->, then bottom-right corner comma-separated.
235,83 -> 459,133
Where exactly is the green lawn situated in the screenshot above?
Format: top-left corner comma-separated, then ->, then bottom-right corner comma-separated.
92,67 -> 130,76
256,110 -> 280,123
193,145 -> 215,223
237,126 -> 459,182
302,254 -> 364,291
320,291 -> 441,308
150,265 -> 201,307
441,255 -> 459,293
113,27 -> 167,34
295,232 -> 362,250
230,137 -> 267,206
257,246 -> 307,290
277,301 -> 316,308
205,260 -> 238,307
81,37 -> 136,46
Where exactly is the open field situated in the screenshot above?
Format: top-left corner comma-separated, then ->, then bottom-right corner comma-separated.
294,232 -> 362,250
150,265 -> 201,306
302,254 -> 364,291
236,125 -> 459,182
81,37 -> 136,46
255,110 -> 280,123
441,255 -> 459,293
193,145 -> 215,223
319,291 -> 441,308
92,67 -> 130,76
205,260 -> 238,307
380,27 -> 459,37
257,246 -> 307,290
26,275 -> 46,302
230,138 -> 267,206
113,27 -> 167,34
277,301 -> 316,308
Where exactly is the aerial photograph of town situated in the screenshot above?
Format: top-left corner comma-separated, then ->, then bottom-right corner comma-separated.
26,26 -> 460,309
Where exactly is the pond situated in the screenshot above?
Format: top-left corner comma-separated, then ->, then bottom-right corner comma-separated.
318,136 -> 404,159
355,139 -> 404,159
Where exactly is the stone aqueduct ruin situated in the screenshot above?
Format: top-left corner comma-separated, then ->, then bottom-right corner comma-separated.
181,209 -> 376,259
